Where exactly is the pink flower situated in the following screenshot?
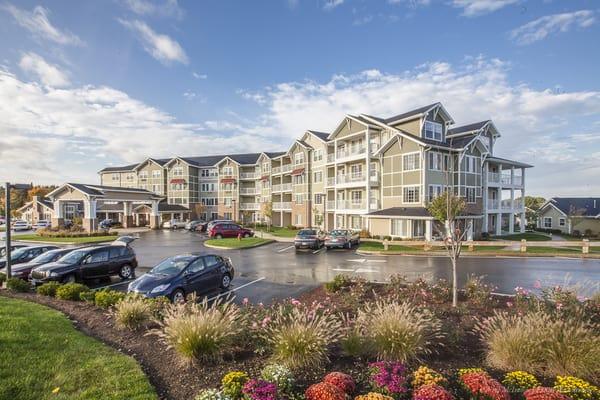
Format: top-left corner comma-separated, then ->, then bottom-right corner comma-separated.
556,302 -> 563,310
506,301 -> 513,308
291,299 -> 301,306
533,280 -> 542,289
243,297 -> 249,305
261,317 -> 271,327
252,322 -> 258,329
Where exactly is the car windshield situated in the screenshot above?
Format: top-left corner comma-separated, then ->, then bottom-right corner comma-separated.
150,257 -> 193,276
330,230 -> 347,236
58,249 -> 89,264
8,247 -> 29,260
31,250 -> 60,263
298,230 -> 316,236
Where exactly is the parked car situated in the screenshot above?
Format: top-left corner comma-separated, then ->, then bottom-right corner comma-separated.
32,220 -> 51,230
208,223 -> 253,239
294,229 -> 326,250
30,240 -> 138,285
0,244 -> 28,258
12,220 -> 31,231
325,229 -> 360,249
127,253 -> 235,303
191,222 -> 209,232
9,248 -> 74,280
206,220 -> 234,231
185,220 -> 204,231
163,219 -> 187,230
0,245 -> 59,269
99,219 -> 115,230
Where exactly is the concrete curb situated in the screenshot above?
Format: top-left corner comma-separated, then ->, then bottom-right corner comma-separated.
356,249 -> 600,259
11,237 -> 118,246
204,239 -> 275,250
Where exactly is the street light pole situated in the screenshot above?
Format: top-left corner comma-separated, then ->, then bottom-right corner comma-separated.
4,182 -> 11,280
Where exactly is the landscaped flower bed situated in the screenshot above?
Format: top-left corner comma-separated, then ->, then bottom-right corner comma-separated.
1,274 -> 598,400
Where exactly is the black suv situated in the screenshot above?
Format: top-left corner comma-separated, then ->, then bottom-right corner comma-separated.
30,243 -> 138,285
0,245 -> 59,269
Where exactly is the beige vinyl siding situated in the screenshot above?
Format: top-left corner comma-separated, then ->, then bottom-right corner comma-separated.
381,138 -> 424,209
335,117 -> 368,139
538,206 -> 568,233
390,118 -> 420,136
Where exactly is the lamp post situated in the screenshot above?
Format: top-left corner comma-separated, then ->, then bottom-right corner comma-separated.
4,182 -> 11,281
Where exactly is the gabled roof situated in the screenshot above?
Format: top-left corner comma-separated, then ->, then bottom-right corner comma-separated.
99,163 -> 139,173
47,183 -> 159,199
447,120 -> 490,136
306,130 -> 330,142
486,156 -> 533,168
544,197 -> 600,217
16,197 -> 55,212
133,157 -> 170,171
383,102 -> 454,125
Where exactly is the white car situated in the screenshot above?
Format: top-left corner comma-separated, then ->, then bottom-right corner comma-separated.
162,219 -> 187,229
12,220 -> 31,231
33,220 -> 51,230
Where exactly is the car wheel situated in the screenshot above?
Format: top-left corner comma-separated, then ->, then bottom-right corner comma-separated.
243,233 -> 250,238
61,274 -> 76,284
118,264 -> 133,280
171,289 -> 186,304
215,233 -> 223,239
221,274 -> 231,289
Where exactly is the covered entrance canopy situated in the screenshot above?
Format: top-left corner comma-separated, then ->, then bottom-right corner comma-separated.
46,183 -> 164,231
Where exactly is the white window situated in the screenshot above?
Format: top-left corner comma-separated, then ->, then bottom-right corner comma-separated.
424,121 -> 443,141
543,217 -> 552,229
403,153 -> 420,171
428,185 -> 443,202
428,152 -> 446,171
313,171 -> 323,183
413,220 -> 425,237
313,149 -> 323,162
139,171 -> 148,180
294,152 -> 305,165
559,218 -> 566,227
111,174 -> 119,181
222,166 -> 233,176
224,198 -> 232,207
391,219 -> 409,237
152,170 -> 161,178
295,194 -> 304,204
172,167 -> 183,176
350,164 -> 362,178
351,191 -> 362,205
403,186 -> 420,203
465,156 -> 479,173
295,214 -> 302,225
350,216 -> 361,229
369,137 -> 379,152
466,187 -> 476,204
314,194 -> 324,205
293,174 -> 305,185
262,162 -> 270,173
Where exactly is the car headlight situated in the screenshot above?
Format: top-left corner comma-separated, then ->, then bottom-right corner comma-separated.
150,284 -> 170,294
127,281 -> 136,291
49,271 -> 60,277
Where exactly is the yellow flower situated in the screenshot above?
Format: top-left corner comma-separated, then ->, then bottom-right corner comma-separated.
52,387 -> 60,394
412,366 -> 447,388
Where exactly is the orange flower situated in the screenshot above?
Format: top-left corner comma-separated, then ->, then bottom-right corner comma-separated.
323,372 -> 356,394
306,382 -> 346,400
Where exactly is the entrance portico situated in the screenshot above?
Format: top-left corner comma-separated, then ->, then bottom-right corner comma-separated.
47,183 -> 164,232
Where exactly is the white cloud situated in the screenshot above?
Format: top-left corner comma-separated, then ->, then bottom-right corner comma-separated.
122,0 -> 184,19
388,0 -> 431,6
18,52 -> 69,88
1,3 -> 83,46
451,0 -> 519,17
192,72 -> 207,79
510,10 -> 596,45
323,0 -> 344,10
119,19 -> 188,65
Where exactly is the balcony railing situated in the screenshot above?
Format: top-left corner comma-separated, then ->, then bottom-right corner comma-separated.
336,174 -> 367,185
239,187 -> 258,195
369,199 -> 380,210
281,164 -> 293,173
513,176 -> 523,186
240,172 -> 256,179
239,203 -> 259,210
271,166 -> 281,174
326,200 -> 336,210
501,175 -> 512,185
487,172 -> 500,183
327,153 -> 335,163
336,200 -> 366,210
501,201 -> 513,210
488,199 -> 500,209
273,202 -> 292,211
336,147 -> 366,160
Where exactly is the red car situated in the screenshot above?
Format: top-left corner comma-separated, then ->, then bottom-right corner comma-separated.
208,223 -> 254,239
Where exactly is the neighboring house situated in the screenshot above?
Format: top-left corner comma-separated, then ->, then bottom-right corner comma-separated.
537,197 -> 600,236
16,196 -> 55,224
97,102 -> 532,239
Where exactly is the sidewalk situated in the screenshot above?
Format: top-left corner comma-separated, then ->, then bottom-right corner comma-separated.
253,231 -> 293,243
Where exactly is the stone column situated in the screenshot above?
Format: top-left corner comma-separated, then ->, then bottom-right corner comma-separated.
82,199 -> 97,232
122,202 -> 133,228
51,200 -> 64,228
425,219 -> 433,242
520,211 -> 526,233
509,213 -> 515,234
495,213 -> 502,236
149,200 -> 160,229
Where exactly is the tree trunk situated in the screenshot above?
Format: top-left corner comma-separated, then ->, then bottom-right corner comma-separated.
451,255 -> 458,307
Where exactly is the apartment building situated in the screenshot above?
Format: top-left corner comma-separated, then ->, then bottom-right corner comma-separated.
98,102 -> 532,239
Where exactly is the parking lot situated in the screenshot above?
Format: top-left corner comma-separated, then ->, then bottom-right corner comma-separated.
23,229 -> 592,302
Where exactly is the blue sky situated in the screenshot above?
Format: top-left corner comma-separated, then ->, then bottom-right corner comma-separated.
0,0 -> 599,196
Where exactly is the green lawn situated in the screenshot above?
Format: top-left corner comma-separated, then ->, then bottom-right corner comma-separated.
525,246 -> 581,254
358,241 -> 423,252
0,296 -> 156,400
205,237 -> 273,249
12,234 -> 118,244
495,232 -> 552,241
464,245 -> 508,252
254,226 -> 299,237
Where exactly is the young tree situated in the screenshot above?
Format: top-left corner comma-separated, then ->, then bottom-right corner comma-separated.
193,203 -> 207,221
427,191 -> 470,307
261,200 -> 273,231
312,206 -> 323,229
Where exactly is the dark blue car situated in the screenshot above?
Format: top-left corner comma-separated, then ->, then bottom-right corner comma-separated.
127,253 -> 235,303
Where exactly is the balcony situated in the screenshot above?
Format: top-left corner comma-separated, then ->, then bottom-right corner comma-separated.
487,172 -> 500,183
281,164 -> 293,173
369,199 -> 380,210
488,199 -> 500,210
239,203 -> 259,210
272,166 -> 281,174
326,177 -> 335,187
336,200 -> 366,210
240,172 -> 256,180
239,187 -> 258,195
487,172 -> 524,187
273,202 -> 292,211
327,153 -> 335,163
336,147 -> 366,161
326,200 -> 336,210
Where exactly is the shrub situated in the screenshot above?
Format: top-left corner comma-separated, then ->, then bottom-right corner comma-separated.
0,272 -> 6,284
94,289 -> 126,308
323,372 -> 355,394
476,311 -> 600,380
55,283 -> 89,301
150,297 -> 244,363
553,376 -> 600,400
465,275 -> 496,306
523,387 -> 571,400
261,364 -> 295,394
113,296 -> 152,330
6,277 -> 30,292
412,384 -> 454,400
221,371 -> 249,400
340,328 -> 370,358
79,290 -> 96,303
359,229 -> 371,238
459,372 -> 510,400
325,274 -> 352,293
368,361 -> 408,397
412,366 -> 447,388
36,282 -> 61,297
243,379 -> 278,400
502,371 -> 541,393
305,382 -> 345,400
357,301 -> 443,362
194,389 -> 230,400
355,393 -> 394,400
260,304 -> 341,370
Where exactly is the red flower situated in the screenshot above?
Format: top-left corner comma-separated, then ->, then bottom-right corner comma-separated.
412,384 -> 454,400
306,382 -> 346,400
324,372 -> 356,394
524,387 -> 571,400
460,372 -> 510,400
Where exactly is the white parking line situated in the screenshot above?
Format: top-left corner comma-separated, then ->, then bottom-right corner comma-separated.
277,245 -> 294,253
312,247 -> 326,254
92,277 -> 138,291
207,276 -> 266,301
